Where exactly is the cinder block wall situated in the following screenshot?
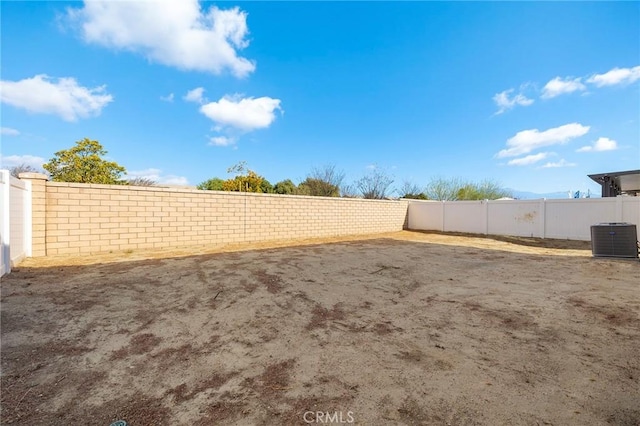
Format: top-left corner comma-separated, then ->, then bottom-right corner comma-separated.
43,182 -> 409,256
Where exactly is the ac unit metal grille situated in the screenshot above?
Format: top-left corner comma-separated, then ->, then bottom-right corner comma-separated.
590,223 -> 638,258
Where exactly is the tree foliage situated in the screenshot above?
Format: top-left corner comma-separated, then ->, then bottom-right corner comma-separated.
260,179 -> 274,194
356,168 -> 394,199
198,162 -> 272,193
425,177 -> 512,200
424,177 -> 463,201
273,179 -> 297,195
43,138 -> 126,184
10,164 -> 41,178
298,178 -> 340,197
220,161 -> 267,193
402,192 -> 429,200
197,177 -> 225,191
222,172 -> 265,192
456,180 -> 513,200
299,165 -> 345,197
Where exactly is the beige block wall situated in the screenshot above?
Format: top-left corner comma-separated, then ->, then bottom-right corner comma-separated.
19,173 -> 48,256
43,182 -> 409,256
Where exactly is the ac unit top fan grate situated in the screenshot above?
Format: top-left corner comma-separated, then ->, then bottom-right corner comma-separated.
590,222 -> 639,259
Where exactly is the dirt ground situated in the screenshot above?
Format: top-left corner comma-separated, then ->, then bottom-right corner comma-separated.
1,230 -> 639,425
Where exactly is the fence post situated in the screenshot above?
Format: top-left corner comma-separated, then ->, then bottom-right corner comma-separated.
441,201 -> 446,232
1,170 -> 11,275
539,199 -> 546,239
484,200 -> 489,235
18,173 -> 48,257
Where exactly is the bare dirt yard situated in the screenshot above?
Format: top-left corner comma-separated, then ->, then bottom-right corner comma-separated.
1,231 -> 639,425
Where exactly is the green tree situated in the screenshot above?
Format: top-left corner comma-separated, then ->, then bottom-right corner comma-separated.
402,193 -> 428,200
260,179 -> 274,194
425,177 -> 512,200
456,184 -> 480,200
197,177 -> 225,191
221,161 -> 266,192
222,171 -> 265,192
457,180 -> 512,200
299,165 -> 345,197
298,178 -> 340,197
302,165 -> 344,197
274,179 -> 297,195
424,177 -> 464,201
43,138 -> 126,184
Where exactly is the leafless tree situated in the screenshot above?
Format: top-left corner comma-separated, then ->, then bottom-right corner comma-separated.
399,181 -> 426,199
340,183 -> 360,198
356,168 -> 394,199
310,164 -> 345,187
127,177 -> 157,186
10,163 -> 41,178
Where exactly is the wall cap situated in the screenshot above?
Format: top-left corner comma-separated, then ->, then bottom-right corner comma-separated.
18,172 -> 48,181
45,180 -> 409,203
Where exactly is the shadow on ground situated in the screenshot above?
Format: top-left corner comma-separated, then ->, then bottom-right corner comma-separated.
410,230 -> 593,250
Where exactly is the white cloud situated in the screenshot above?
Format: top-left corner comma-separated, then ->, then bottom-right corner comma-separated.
493,89 -> 534,114
507,152 -> 550,166
200,95 -> 283,132
540,159 -> 576,168
587,66 -> 640,87
208,136 -> 236,146
67,1 -> 255,77
160,93 -> 174,102
496,123 -> 590,158
1,127 -> 20,136
576,137 -> 618,152
126,168 -> 189,186
184,87 -> 205,104
0,74 -> 113,121
0,154 -> 46,170
541,77 -> 586,99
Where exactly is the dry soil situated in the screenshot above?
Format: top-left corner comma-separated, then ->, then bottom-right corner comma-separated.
1,231 -> 638,425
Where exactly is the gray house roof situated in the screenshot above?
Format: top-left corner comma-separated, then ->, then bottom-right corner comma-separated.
588,169 -> 640,197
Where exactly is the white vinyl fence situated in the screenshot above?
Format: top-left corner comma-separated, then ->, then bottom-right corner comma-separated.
1,170 -> 32,276
408,197 -> 640,241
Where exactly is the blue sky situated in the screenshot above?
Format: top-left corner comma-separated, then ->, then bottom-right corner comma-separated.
1,1 -> 638,196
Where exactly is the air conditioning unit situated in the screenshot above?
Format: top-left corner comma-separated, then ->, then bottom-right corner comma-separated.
590,223 -> 638,258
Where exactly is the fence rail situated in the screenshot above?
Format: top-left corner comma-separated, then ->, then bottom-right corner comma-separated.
407,198 -> 640,241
